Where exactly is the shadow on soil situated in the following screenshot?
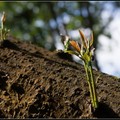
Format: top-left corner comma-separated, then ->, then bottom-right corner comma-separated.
93,102 -> 119,118
0,39 -> 20,50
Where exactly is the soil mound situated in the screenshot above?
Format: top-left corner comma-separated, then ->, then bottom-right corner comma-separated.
0,37 -> 120,118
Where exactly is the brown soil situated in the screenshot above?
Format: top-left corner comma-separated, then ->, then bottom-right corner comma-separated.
0,37 -> 120,118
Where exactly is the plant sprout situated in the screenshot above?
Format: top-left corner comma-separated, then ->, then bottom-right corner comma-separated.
60,29 -> 99,111
0,11 -> 10,41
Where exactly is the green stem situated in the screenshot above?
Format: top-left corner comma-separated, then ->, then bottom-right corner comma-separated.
1,22 -> 3,40
1,22 -> 3,29
84,60 -> 98,110
84,62 -> 94,108
89,61 -> 98,109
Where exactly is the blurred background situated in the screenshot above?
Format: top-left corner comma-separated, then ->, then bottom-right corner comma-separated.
0,1 -> 120,77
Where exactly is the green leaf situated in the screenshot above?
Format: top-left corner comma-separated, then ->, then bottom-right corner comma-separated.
82,52 -> 90,62
65,50 -> 79,56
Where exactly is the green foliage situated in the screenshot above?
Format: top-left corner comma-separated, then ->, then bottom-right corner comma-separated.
0,2 -> 118,50
61,29 -> 99,110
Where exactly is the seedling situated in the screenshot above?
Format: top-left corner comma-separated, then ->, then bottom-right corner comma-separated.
60,30 -> 99,111
0,11 -> 10,41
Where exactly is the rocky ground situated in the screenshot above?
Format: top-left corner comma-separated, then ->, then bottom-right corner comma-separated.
0,37 -> 120,118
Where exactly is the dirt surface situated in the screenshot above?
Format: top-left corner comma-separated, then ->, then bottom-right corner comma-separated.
0,37 -> 120,118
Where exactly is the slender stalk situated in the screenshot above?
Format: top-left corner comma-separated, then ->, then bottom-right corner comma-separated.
1,21 -> 3,29
84,62 -> 94,107
84,60 -> 98,109
0,12 -> 9,41
89,61 -> 98,109
1,29 -> 2,40
1,19 -> 3,40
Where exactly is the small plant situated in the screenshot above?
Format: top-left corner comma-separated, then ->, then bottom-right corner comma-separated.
60,29 -> 99,111
0,11 -> 10,41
